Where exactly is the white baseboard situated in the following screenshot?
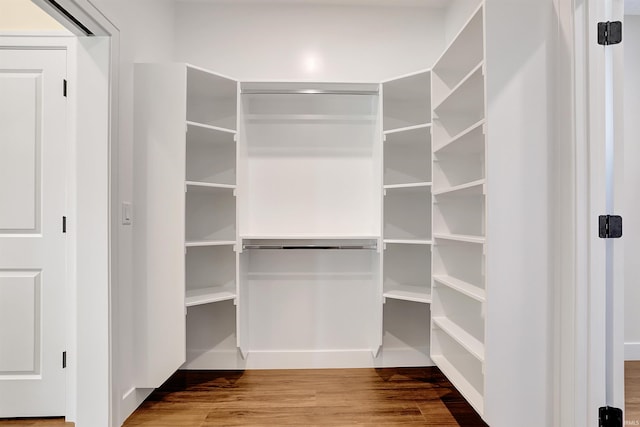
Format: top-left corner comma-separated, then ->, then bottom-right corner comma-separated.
181,347 -> 433,370
119,387 -> 153,425
626,342 -> 640,360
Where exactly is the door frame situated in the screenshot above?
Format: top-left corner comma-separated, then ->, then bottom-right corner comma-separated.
2,0 -> 119,424
570,0 -> 625,425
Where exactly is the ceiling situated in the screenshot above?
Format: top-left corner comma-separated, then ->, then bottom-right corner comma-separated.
177,0 -> 451,6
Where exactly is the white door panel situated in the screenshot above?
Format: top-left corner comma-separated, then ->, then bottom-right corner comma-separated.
0,49 -> 67,417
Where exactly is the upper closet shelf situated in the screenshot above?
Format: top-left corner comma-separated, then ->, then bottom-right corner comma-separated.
433,62 -> 484,114
384,182 -> 432,190
433,234 -> 485,244
185,182 -> 236,193
432,4 -> 484,82
186,121 -> 236,135
433,179 -> 484,197
384,239 -> 432,245
434,119 -> 485,154
185,240 -> 236,248
383,123 -> 431,136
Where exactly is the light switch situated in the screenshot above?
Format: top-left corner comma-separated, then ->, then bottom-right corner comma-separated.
122,202 -> 132,225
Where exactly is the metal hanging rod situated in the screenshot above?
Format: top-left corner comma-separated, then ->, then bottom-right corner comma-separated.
241,89 -> 379,96
242,244 -> 377,250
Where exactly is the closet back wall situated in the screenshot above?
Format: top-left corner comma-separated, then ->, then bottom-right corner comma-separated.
173,1 -> 445,82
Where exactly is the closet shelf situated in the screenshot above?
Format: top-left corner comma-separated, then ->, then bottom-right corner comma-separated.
433,233 -> 485,244
186,181 -> 236,192
384,182 -> 432,190
433,62 -> 484,114
384,239 -> 432,245
431,354 -> 484,415
432,3 -> 484,81
433,179 -> 484,197
433,275 -> 485,302
383,123 -> 431,136
383,285 -> 431,304
186,120 -> 236,135
243,113 -> 377,122
434,119 -> 485,155
185,240 -> 236,248
432,316 -> 485,362
241,235 -> 379,241
185,286 -> 236,307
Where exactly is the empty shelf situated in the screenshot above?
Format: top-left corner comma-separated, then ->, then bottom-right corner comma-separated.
433,275 -> 485,302
434,119 -> 485,154
186,240 -> 236,248
432,316 -> 484,362
433,234 -> 485,244
383,123 -> 431,135
433,179 -> 485,196
185,286 -> 236,307
186,181 -> 236,191
186,120 -> 236,135
384,182 -> 432,190
384,285 -> 432,304
431,354 -> 484,415
384,239 -> 432,245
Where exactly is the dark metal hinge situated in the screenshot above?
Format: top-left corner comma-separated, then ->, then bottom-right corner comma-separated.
63,79 -> 67,97
599,215 -> 622,238
62,351 -> 67,369
599,406 -> 623,427
62,216 -> 67,233
598,21 -> 622,45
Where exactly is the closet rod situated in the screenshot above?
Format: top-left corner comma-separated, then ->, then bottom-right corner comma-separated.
242,244 -> 377,250
241,89 -> 379,96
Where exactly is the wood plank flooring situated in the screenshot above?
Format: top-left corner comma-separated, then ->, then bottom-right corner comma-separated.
122,368 -> 487,427
0,367 -> 487,427
626,361 -> 640,425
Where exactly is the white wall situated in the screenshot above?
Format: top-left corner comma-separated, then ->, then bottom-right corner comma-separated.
0,0 -> 66,31
173,2 -> 445,82
80,0 -> 177,425
624,15 -> 640,360
484,0 -> 557,425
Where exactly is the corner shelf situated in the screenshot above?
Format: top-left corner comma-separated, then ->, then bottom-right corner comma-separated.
185,240 -> 236,248
384,182 -> 432,190
186,181 -> 236,191
433,63 -> 484,115
434,119 -> 485,155
433,233 -> 485,244
186,120 -> 236,135
431,354 -> 484,415
433,275 -> 485,303
185,286 -> 236,307
432,316 -> 484,362
384,239 -> 432,245
433,179 -> 484,197
384,285 -> 432,304
383,123 -> 431,135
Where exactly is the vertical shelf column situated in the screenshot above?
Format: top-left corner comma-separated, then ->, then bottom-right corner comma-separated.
430,3 -> 487,416
380,70 -> 433,365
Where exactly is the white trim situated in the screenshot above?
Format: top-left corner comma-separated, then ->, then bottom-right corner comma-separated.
119,387 -> 153,426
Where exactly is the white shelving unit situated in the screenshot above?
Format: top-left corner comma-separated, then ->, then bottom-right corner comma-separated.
381,69 -> 432,364
133,63 -> 239,384
430,3 -> 487,416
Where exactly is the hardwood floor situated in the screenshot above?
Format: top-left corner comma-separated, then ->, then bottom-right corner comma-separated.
0,367 -> 486,427
7,363 -> 640,426
626,361 -> 640,425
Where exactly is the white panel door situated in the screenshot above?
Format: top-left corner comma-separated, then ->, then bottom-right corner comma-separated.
0,49 -> 67,417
